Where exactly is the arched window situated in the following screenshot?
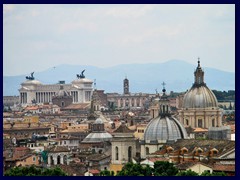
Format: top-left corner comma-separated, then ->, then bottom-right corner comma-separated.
128,146 -> 132,162
57,155 -> 61,164
50,156 -> 54,165
115,146 -> 119,160
61,101 -> 65,107
186,119 -> 189,126
146,147 -> 149,155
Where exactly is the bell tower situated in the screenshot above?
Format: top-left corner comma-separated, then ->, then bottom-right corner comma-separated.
123,77 -> 129,94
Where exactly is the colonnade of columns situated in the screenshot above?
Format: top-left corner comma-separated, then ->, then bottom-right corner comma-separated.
20,92 -> 27,104
35,92 -> 56,103
117,98 -> 143,108
47,154 -> 69,166
71,91 -> 78,103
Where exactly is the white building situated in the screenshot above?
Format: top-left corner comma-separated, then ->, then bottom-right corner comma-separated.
19,75 -> 93,107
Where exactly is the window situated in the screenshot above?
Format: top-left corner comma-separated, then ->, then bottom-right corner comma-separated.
61,101 -> 65,107
115,146 -> 119,160
128,146 -> 132,162
33,157 -> 36,162
186,119 -> 189,126
212,119 -> 215,127
198,119 -> 202,128
146,147 -> 149,155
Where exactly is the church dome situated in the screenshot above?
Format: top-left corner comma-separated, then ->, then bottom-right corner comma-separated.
144,86 -> 188,143
82,132 -> 112,143
144,116 -> 188,143
182,60 -> 218,109
82,117 -> 112,143
182,86 -> 218,109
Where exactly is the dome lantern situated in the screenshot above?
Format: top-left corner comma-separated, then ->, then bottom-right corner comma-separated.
194,58 -> 205,87
159,82 -> 170,118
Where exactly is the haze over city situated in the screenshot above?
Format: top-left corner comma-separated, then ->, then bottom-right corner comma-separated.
3,4 -> 235,76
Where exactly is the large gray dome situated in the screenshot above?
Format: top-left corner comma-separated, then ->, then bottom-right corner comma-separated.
183,86 -> 218,109
144,116 -> 188,143
182,60 -> 218,109
82,132 -> 112,143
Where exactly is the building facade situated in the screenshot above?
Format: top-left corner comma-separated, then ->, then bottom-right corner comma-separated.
19,74 -> 93,106
107,77 -> 151,110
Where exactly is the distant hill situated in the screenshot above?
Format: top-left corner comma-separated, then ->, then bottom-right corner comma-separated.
3,60 -> 235,96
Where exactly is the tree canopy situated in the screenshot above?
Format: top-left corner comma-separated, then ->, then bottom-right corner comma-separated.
4,165 -> 68,176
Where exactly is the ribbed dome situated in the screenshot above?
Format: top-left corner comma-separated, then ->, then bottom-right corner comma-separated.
183,86 -> 218,109
144,116 -> 188,142
82,132 -> 112,143
182,60 -> 218,109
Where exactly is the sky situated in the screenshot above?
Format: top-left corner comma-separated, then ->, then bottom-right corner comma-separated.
3,4 -> 235,76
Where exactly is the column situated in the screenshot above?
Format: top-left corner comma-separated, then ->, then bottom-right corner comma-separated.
60,155 -> 64,164
48,156 -> 51,165
54,156 -> 57,165
36,93 -> 38,103
24,93 -> 27,104
76,91 -> 78,103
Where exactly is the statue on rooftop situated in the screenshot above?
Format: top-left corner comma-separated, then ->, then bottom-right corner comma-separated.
26,72 -> 35,80
77,69 -> 85,79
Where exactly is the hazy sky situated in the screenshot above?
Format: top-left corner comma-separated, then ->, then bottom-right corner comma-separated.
3,4 -> 235,76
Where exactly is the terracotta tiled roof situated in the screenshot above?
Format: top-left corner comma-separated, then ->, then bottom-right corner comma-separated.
193,128 -> 208,133
25,106 -> 39,110
177,162 -> 212,170
62,103 -> 90,110
167,139 -> 235,155
48,146 -> 70,152
113,123 -> 134,133
87,153 -> 110,161
89,169 -> 100,174
213,164 -> 235,172
148,157 -> 168,162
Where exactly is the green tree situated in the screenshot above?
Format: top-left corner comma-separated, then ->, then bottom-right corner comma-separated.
4,165 -> 68,176
176,169 -> 199,176
201,170 -> 226,176
153,161 -> 178,176
116,162 -> 153,176
99,170 -> 114,176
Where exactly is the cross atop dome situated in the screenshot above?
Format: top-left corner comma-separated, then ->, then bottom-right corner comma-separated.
161,81 -> 166,93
